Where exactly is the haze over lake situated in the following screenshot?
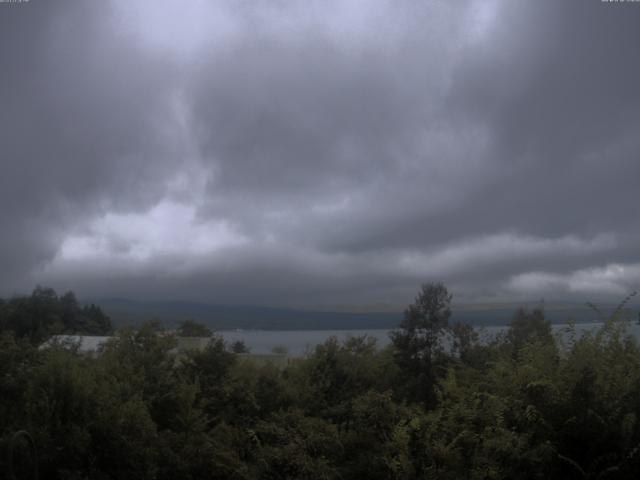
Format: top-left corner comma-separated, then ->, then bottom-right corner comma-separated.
219,322 -> 640,356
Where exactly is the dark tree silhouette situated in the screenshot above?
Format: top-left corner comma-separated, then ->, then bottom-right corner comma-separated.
390,282 -> 451,407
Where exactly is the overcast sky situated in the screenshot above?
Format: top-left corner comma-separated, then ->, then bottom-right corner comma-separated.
1,0 -> 639,308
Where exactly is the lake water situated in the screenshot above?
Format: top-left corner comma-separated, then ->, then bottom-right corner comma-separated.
219,322 -> 640,356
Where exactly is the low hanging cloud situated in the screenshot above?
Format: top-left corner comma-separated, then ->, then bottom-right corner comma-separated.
2,0 -> 640,307
508,264 -> 640,298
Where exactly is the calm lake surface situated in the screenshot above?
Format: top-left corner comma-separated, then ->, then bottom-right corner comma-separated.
219,322 -> 640,356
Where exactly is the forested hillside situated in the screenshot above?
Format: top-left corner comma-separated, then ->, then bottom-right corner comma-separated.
0,286 -> 112,343
1,284 -> 639,479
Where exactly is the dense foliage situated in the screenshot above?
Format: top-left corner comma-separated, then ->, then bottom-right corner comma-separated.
178,319 -> 213,338
0,287 -> 111,343
1,284 -> 640,479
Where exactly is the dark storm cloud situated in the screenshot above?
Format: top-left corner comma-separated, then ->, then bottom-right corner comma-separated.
189,8 -> 487,251
0,0 -> 183,288
3,0 -> 640,305
189,0 -> 640,252
444,1 -> 640,238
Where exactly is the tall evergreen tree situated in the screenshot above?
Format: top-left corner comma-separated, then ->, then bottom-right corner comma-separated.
390,282 -> 452,407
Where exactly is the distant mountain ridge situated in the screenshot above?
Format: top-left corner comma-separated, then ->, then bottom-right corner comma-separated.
93,298 -> 401,330
89,298 -> 636,330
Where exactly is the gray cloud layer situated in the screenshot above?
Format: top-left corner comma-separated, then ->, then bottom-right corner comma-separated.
1,0 -> 639,307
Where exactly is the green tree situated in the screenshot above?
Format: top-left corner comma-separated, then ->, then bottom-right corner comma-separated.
177,319 -> 212,337
231,339 -> 250,353
340,390 -> 411,479
0,287 -> 111,342
0,332 -> 38,432
254,409 -> 342,480
180,336 -> 236,422
390,282 -> 452,407
296,335 -> 388,424
506,307 -> 553,355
